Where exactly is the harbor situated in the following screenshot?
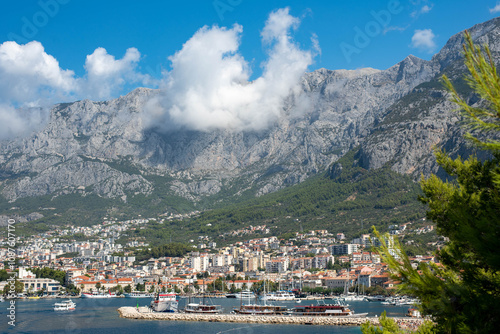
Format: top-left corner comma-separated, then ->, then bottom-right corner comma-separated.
117,306 -> 425,328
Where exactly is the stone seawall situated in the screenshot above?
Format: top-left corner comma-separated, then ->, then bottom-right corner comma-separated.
117,307 -> 424,327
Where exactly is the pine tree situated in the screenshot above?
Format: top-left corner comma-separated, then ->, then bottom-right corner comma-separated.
363,31 -> 500,333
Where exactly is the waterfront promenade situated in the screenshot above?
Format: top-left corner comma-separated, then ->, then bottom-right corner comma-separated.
118,306 -> 424,327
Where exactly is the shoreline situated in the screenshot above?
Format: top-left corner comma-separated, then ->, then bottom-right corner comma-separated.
117,306 -> 424,327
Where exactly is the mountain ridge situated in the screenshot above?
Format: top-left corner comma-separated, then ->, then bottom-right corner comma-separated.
1,17 -> 499,226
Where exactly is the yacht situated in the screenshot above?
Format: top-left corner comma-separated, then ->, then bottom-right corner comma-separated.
81,291 -> 117,298
124,292 -> 154,298
54,299 -> 76,311
261,291 -> 296,301
226,290 -> 256,299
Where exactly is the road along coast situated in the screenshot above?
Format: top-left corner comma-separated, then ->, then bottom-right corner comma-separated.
118,307 -> 425,327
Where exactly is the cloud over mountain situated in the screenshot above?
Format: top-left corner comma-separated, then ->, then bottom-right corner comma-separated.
145,7 -> 316,132
0,41 -> 151,140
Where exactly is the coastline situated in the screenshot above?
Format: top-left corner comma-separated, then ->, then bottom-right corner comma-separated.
117,306 -> 424,327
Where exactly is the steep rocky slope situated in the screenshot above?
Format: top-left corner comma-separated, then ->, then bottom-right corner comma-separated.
1,18 -> 499,219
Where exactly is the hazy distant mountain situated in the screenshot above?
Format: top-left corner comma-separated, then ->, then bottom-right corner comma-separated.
1,18 -> 499,220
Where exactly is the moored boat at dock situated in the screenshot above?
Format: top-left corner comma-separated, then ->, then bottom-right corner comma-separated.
150,293 -> 178,312
287,301 -> 367,317
82,291 -> 117,298
226,290 -> 256,299
261,291 -> 296,301
184,302 -> 222,314
124,292 -> 154,298
233,304 -> 289,315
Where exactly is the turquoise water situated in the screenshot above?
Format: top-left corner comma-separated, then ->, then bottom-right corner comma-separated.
0,297 -> 409,333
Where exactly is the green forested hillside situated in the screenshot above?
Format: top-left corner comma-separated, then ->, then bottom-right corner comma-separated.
146,147 -> 427,244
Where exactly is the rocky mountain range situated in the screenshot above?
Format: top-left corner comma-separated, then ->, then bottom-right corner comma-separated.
1,18 -> 499,222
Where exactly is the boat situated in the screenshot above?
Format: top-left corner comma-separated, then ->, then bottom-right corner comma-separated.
124,292 -> 154,298
54,299 -> 76,311
183,287 -> 222,314
233,304 -> 289,315
184,302 -> 222,313
226,290 -> 256,299
364,295 -> 386,302
261,291 -> 296,301
150,293 -> 178,312
81,291 -> 117,298
234,278 -> 288,315
287,300 -> 367,317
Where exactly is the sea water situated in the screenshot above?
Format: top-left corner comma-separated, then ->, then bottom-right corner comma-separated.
0,297 -> 409,333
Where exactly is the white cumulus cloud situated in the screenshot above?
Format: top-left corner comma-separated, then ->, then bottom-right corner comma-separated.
490,3 -> 500,13
0,41 -> 76,105
81,47 -> 149,100
0,41 -> 152,140
145,7 -> 315,132
410,29 -> 436,52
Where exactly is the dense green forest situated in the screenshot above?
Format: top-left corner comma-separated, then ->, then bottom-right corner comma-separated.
118,147 -> 427,246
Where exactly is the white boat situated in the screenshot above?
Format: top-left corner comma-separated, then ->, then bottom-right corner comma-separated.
261,291 -> 296,301
150,293 -> 178,312
54,299 -> 76,311
184,302 -> 222,313
341,294 -> 365,301
234,291 -> 256,299
124,292 -> 153,298
81,291 -> 117,298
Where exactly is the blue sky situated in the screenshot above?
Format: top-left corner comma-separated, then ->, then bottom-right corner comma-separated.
2,1 -> 498,76
0,1 -> 499,137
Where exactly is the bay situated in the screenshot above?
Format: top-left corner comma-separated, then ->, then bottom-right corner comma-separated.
0,297 -> 410,333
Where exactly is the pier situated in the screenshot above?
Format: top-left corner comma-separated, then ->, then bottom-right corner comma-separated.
118,307 -> 424,327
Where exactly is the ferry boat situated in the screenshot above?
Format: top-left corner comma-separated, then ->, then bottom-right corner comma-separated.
150,293 -> 178,312
81,291 -> 117,298
261,291 -> 296,301
124,292 -> 154,298
54,299 -> 76,311
287,302 -> 367,317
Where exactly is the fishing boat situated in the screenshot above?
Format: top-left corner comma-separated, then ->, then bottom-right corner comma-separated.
54,299 -> 76,311
81,291 -> 117,298
150,292 -> 178,312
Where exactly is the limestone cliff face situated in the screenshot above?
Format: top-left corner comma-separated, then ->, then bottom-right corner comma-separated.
1,18 -> 499,204
357,18 -> 500,178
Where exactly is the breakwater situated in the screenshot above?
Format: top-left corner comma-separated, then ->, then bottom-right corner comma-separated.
118,307 -> 424,327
